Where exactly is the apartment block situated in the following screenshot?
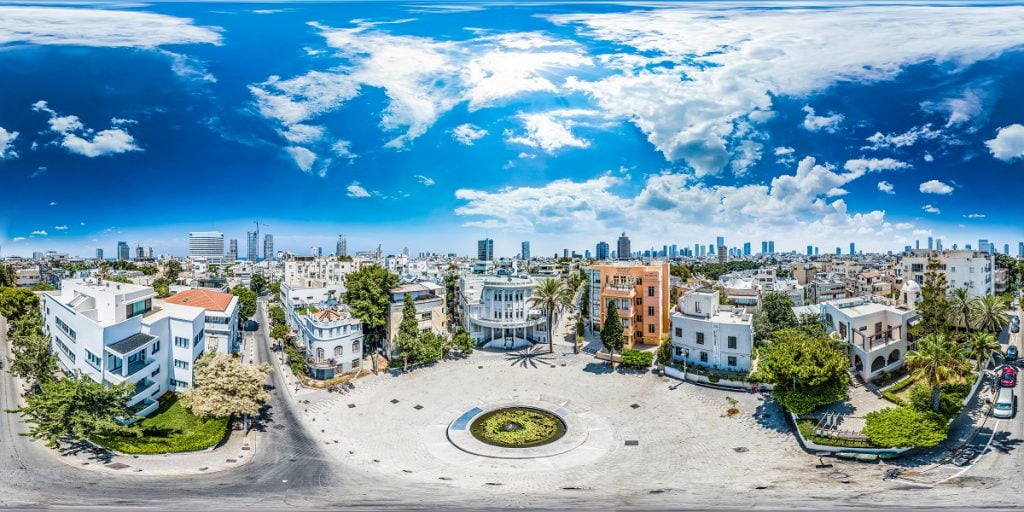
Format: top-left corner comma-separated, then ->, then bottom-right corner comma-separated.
670,288 -> 754,371
900,249 -> 994,298
587,261 -> 670,348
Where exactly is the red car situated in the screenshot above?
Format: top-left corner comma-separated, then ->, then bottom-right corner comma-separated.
1000,367 -> 1017,388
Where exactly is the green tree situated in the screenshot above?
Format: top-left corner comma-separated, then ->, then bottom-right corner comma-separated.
268,305 -> 286,327
9,332 -> 58,386
270,323 -> 289,341
443,273 -> 459,327
452,329 -> 474,356
0,287 -> 40,325
249,274 -> 268,296
32,282 -> 55,291
394,293 -> 422,372
152,277 -> 171,298
343,266 -> 399,373
231,286 -> 257,319
905,333 -> 971,413
797,312 -> 826,338
181,352 -> 271,419
863,406 -> 948,448
755,328 -> 849,414
970,294 -> 1009,333
753,292 -> 798,341
917,259 -> 950,334
600,300 -> 625,368
164,260 -> 182,281
946,287 -> 973,333
528,278 -> 573,354
0,264 -> 16,287
10,310 -> 44,338
9,377 -> 141,448
269,281 -> 281,297
656,335 -> 672,366
967,332 -> 1000,371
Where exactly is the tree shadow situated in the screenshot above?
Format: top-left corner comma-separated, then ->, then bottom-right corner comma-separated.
583,362 -> 614,375
751,397 -> 790,435
504,346 -> 554,369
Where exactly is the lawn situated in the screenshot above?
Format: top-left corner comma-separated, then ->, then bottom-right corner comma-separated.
93,395 -> 230,454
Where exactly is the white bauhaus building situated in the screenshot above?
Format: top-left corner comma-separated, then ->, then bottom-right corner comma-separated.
188,231 -> 225,263
290,306 -> 363,380
901,249 -> 994,298
42,279 -> 215,418
459,274 -> 548,350
670,288 -> 755,371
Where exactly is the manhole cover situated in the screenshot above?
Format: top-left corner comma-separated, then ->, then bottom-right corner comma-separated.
561,486 -> 583,491
198,467 -> 209,471
630,403 -> 640,409
830,472 -> 849,480
484,482 -> 502,486
439,477 -> 452,481
734,447 -> 749,453
413,404 -> 423,410
478,366 -> 483,369
226,459 -> 237,463
106,462 -> 130,470
347,403 -> 356,408
402,469 -> 413,473
390,399 -> 400,404
625,440 -> 639,446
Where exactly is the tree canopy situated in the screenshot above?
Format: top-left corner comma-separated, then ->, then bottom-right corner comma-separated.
10,377 -> 141,448
394,293 -> 422,371
754,328 -> 849,414
250,274 -> 268,296
0,287 -> 40,325
231,286 -> 257,319
343,266 -> 399,372
753,292 -> 798,342
9,331 -> 57,386
601,300 -> 625,366
181,352 -> 271,418
863,406 -> 948,448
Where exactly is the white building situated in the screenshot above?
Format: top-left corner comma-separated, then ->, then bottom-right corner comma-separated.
290,306 -> 363,380
14,266 -> 42,288
188,231 -> 225,263
670,288 -> 754,371
818,291 -> 918,384
282,256 -> 358,288
42,278 -> 208,418
163,288 -> 240,354
384,281 -> 446,358
901,249 -> 994,298
459,274 -> 547,350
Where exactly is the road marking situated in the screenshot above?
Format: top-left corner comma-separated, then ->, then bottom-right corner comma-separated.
929,419 -> 1002,487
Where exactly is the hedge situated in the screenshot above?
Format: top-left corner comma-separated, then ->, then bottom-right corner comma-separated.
620,349 -> 654,367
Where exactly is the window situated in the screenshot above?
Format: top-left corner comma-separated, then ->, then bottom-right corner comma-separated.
699,351 -> 708,362
174,359 -> 189,369
695,301 -> 702,314
696,332 -> 705,345
85,349 -> 101,368
55,317 -> 76,341
175,336 -> 189,348
151,368 -> 160,377
634,297 -> 642,305
352,340 -> 359,353
647,306 -> 655,317
647,286 -> 655,297
351,358 -> 359,369
194,331 -> 204,344
151,340 -> 160,354
674,327 -> 682,337
125,298 -> 152,319
648,323 -> 655,333
874,322 -> 882,334
727,336 -> 737,349
727,356 -> 738,367
170,378 -> 188,388
674,347 -> 683,356
334,346 -> 344,357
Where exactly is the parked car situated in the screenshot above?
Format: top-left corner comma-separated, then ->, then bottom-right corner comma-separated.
1013,323 -> 1020,334
1007,345 -> 1019,362
1000,367 -> 1018,388
992,387 -> 1016,419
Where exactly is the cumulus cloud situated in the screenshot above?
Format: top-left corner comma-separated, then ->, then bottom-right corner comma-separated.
801,105 -> 844,133
414,175 -> 435,186
922,204 -> 941,214
919,179 -> 954,195
963,213 -> 986,218
451,123 -> 488,145
504,109 -> 597,153
985,124 -> 1024,162
346,182 -> 371,198
285,146 -> 317,173
862,124 -> 942,150
877,181 -> 895,194
0,6 -> 221,47
331,140 -> 357,162
54,225 -> 68,230
32,100 -> 140,157
11,237 -> 25,242
843,158 -> 910,174
0,127 -> 18,159
31,230 -> 48,236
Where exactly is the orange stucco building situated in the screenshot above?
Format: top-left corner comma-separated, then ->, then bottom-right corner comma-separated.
587,261 -> 671,348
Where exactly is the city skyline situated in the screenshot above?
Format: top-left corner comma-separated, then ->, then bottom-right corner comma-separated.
1,2 -> 1023,257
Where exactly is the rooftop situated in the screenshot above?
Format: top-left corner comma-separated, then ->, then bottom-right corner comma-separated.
164,288 -> 235,312
107,332 -> 156,356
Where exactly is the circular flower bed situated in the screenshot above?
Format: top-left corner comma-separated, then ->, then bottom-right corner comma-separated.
469,407 -> 566,448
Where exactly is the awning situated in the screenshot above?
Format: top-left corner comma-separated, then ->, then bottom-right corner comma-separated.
106,333 -> 156,356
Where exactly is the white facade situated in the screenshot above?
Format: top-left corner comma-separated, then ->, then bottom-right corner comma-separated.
282,256 -> 357,288
42,279 -> 208,418
819,296 -> 918,383
290,307 -> 363,379
14,266 -> 41,288
670,289 -> 754,371
460,274 -> 546,350
901,250 -> 994,298
188,231 -> 225,263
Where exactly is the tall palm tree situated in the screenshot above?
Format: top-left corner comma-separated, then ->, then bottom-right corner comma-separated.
970,294 -> 1010,333
529,278 -> 573,354
967,332 -> 1000,371
905,333 -> 971,412
947,287 -> 973,333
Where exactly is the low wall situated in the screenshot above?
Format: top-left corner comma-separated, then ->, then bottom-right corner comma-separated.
663,365 -> 773,391
789,412 -> 911,456
964,368 -> 988,406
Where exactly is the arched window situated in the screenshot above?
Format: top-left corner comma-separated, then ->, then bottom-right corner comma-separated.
870,356 -> 885,372
887,349 -> 901,364
316,347 -> 325,362
334,345 -> 344,358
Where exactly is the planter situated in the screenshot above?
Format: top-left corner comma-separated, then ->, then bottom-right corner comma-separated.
789,412 -> 910,457
663,365 -> 774,391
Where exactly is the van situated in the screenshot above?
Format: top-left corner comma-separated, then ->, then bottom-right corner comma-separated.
992,387 -> 1016,419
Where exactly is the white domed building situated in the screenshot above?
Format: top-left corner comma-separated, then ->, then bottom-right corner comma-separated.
459,274 -> 548,350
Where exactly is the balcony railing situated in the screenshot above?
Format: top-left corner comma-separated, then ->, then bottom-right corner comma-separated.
126,358 -> 151,376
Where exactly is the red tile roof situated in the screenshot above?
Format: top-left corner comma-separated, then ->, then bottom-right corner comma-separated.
165,289 -> 234,312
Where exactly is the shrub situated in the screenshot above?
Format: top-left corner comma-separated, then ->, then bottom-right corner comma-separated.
707,374 -> 720,383
620,349 -> 654,368
773,379 -> 848,415
864,406 -> 948,448
908,381 -> 972,419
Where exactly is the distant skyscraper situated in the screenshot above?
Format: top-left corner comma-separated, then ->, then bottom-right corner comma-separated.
670,244 -> 678,258
814,247 -> 820,256
228,239 -> 238,261
145,247 -> 153,259
596,241 -> 609,260
849,242 -> 856,255
477,238 -> 494,261
768,240 -> 775,254
336,235 -> 347,257
521,241 -> 530,260
915,239 -> 920,250
979,239 -> 990,253
189,231 -> 225,261
563,248 -> 569,258
835,247 -> 841,255
743,242 -> 751,256
1004,243 -> 1010,255
936,238 -> 943,252
716,236 -> 726,263
617,233 -> 631,260
1019,242 -> 1024,258
263,234 -> 274,260
761,241 -> 768,254
928,237 -> 933,250
806,245 -> 813,256
95,248 -> 103,260
117,241 -> 130,261
246,231 -> 258,261
585,249 -> 591,259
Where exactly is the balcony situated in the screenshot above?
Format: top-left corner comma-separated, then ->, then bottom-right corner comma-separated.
851,325 -> 902,352
603,283 -> 636,298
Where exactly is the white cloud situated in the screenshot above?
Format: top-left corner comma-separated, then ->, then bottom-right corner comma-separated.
414,175 -> 435,186
346,182 -> 371,198
774,146 -> 795,165
54,225 -> 68,230
912,228 -> 933,236
923,152 -> 934,162
161,50 -> 217,83
0,126 -> 18,159
451,123 -> 488,145
863,124 -> 941,150
730,139 -> 763,175
504,109 -> 597,153
31,230 -> 48,236
801,105 -> 844,133
843,158 -> 910,174
963,213 -> 986,218
550,5 -> 1024,175
826,187 -> 848,197
985,124 -> 1024,162
285,146 -> 317,173
0,6 -> 221,47
48,201 -> 57,206
11,237 -> 25,242
921,86 -> 989,127
877,181 -> 895,194
894,222 -> 913,230
33,100 -> 140,157
919,179 -> 954,195
922,204 -> 941,214
331,140 -> 357,162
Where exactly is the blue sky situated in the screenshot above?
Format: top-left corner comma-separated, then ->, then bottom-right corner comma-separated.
0,1 -> 1022,258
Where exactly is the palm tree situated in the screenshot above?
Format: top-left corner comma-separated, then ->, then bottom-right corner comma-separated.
905,333 -> 971,412
947,287 -> 973,333
529,278 -> 573,354
967,332 -> 1000,371
970,294 -> 1010,333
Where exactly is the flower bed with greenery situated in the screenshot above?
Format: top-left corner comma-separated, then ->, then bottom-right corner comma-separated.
795,419 -> 874,448
872,368 -> 909,388
620,349 -> 654,368
863,406 -> 948,449
881,376 -> 916,406
671,361 -> 750,383
469,407 -> 566,448
92,396 -> 229,454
